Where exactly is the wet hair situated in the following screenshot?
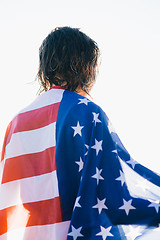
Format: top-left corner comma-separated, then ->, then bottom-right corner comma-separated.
38,27 -> 100,94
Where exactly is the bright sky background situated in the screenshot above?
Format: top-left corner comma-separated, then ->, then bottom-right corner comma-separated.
0,0 -> 160,173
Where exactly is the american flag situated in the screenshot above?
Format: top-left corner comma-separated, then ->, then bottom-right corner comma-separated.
0,86 -> 160,240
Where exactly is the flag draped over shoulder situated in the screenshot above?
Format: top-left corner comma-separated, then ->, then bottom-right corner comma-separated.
0,86 -> 160,240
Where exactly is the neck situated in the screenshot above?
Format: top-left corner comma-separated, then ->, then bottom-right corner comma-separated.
76,89 -> 87,97
76,87 -> 92,100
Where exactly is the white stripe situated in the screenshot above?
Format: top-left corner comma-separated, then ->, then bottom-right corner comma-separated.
120,159 -> 160,201
0,170 -> 59,210
0,221 -> 70,240
0,159 -> 5,184
139,228 -> 160,240
6,122 -> 56,159
20,89 -> 64,114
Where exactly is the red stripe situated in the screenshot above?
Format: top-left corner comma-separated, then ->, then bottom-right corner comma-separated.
0,197 -> 62,236
13,102 -> 60,132
5,102 -> 60,146
0,122 -> 11,162
2,147 -> 56,183
50,86 -> 66,90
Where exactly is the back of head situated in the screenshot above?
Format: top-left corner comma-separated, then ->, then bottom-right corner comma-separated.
38,27 -> 100,94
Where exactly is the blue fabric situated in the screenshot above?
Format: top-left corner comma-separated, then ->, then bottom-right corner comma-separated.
56,90 -> 160,239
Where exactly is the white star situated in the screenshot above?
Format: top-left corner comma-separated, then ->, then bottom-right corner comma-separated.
126,157 -> 138,169
108,121 -> 115,134
74,196 -> 81,210
91,139 -> 103,156
92,167 -> 104,185
96,226 -> 113,240
119,199 -> 136,215
68,226 -> 83,240
85,144 -> 89,156
78,98 -> 90,105
75,157 -> 83,172
115,170 -> 125,186
125,226 -> 142,240
92,198 -> 108,214
92,112 -> 101,126
148,200 -> 160,213
71,121 -> 84,137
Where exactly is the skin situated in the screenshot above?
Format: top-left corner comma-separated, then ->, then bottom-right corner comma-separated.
76,88 -> 89,98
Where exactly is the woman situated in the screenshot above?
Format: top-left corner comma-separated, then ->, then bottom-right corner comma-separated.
0,27 -> 160,240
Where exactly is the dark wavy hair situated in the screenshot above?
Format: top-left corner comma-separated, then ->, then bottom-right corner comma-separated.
38,27 -> 100,94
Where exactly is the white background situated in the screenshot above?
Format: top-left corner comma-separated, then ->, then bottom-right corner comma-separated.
0,0 -> 160,173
